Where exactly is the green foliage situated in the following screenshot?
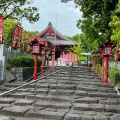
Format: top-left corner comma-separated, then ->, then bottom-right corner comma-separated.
2,17 -> 39,48
66,34 -> 81,42
0,0 -> 39,23
6,63 -> 12,70
77,17 -> 106,50
108,64 -> 120,85
8,55 -> 41,68
95,64 -> 102,75
109,0 -> 120,42
3,18 -> 21,46
70,44 -> 85,61
61,0 -> 119,51
20,30 -> 39,52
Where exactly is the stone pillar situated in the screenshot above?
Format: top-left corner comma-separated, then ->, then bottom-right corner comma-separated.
0,44 -> 6,82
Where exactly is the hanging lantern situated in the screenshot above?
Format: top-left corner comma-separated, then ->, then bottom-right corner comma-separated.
101,41 -> 112,56
29,39 -> 40,54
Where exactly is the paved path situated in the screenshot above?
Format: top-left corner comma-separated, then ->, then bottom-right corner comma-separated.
0,66 -> 119,120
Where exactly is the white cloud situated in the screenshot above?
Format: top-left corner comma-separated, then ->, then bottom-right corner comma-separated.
22,0 -> 82,36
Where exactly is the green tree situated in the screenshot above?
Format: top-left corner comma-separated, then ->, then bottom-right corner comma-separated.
70,44 -> 85,61
3,18 -> 21,46
66,34 -> 81,42
3,17 -> 39,47
0,0 -> 39,23
21,30 -> 39,52
109,0 -> 120,42
77,17 -> 104,51
61,0 -> 119,46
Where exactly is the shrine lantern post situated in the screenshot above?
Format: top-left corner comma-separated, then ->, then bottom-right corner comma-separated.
29,39 -> 40,80
101,41 -> 113,84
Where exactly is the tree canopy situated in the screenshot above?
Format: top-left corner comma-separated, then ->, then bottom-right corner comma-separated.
0,0 -> 39,23
3,19 -> 21,46
109,0 -> 120,42
3,18 -> 39,48
61,0 -> 119,51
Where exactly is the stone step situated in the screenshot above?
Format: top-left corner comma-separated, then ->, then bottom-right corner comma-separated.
77,86 -> 99,92
88,92 -> 120,98
14,99 -> 34,106
25,110 -> 65,120
45,95 -> 72,102
0,97 -> 15,104
73,103 -> 106,112
9,92 -> 33,99
74,97 -> 99,104
73,97 -> 120,105
5,83 -> 49,89
36,101 -> 72,109
29,88 -> 49,94
74,91 -> 87,97
0,66 -> 119,119
26,94 -> 46,100
0,106 -> 30,117
38,80 -> 78,85
50,84 -> 76,90
99,99 -> 119,105
0,115 -> 15,120
49,89 -> 74,96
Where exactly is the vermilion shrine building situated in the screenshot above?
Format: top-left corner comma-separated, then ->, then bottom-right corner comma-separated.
38,22 -> 77,61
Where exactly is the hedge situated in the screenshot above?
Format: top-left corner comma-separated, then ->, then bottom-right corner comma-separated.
6,55 -> 42,69
108,64 -> 120,85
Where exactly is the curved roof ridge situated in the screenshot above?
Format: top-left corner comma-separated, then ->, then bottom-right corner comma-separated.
39,22 -> 72,41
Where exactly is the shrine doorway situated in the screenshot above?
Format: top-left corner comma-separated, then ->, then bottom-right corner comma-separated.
55,51 -> 60,60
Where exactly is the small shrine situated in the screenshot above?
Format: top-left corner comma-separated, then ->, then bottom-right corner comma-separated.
39,22 -> 78,61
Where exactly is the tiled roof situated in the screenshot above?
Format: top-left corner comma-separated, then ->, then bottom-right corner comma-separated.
39,22 -> 78,45
43,39 -> 78,45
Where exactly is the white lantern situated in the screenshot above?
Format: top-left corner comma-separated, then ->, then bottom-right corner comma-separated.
41,49 -> 45,55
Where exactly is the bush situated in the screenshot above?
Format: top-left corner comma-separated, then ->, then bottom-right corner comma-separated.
6,63 -> 12,70
7,55 -> 42,68
108,64 -> 120,85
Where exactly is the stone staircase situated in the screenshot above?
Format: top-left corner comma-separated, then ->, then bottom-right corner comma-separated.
0,66 -> 119,120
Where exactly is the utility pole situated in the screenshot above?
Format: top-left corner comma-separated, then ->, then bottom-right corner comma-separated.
54,14 -> 61,60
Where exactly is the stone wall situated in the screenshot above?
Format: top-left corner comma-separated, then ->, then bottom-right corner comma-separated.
10,67 -> 49,82
10,67 -> 39,81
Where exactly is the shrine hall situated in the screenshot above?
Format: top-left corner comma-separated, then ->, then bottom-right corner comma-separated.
38,22 -> 78,61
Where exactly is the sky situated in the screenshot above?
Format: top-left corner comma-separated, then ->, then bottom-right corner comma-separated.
22,0 -> 82,36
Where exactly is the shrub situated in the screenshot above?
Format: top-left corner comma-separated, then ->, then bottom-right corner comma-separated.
108,64 -> 120,85
6,63 -> 12,70
7,55 -> 42,68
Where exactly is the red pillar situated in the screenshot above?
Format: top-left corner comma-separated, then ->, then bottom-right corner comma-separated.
52,52 -> 55,68
102,56 -> 109,84
41,54 -> 44,74
34,55 -> 38,80
92,56 -> 95,70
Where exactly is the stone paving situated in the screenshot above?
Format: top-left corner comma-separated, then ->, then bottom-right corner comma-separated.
0,66 -> 120,120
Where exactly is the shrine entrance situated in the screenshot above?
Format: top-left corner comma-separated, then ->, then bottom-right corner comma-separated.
55,51 -> 60,60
